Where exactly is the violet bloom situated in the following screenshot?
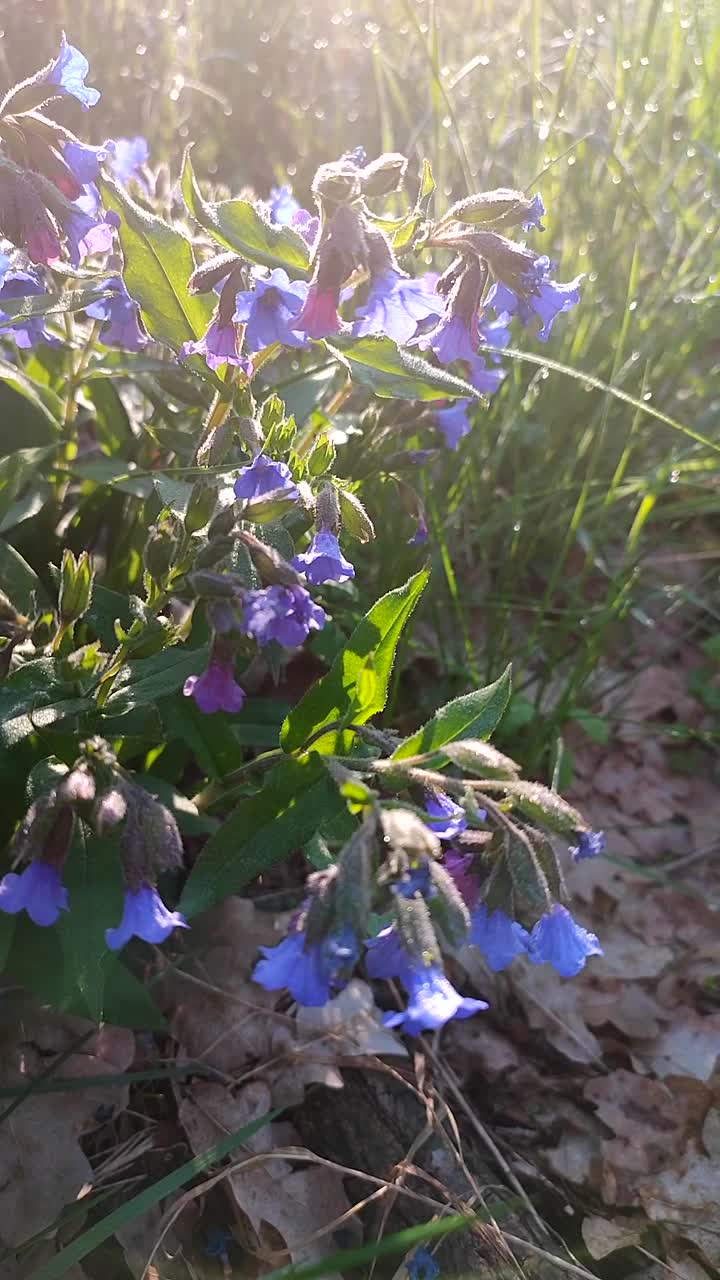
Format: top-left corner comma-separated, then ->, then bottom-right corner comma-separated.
293,529 -> 354,585
407,1247 -> 440,1280
110,137 -> 149,187
443,849 -> 480,908
522,193 -> 546,232
570,830 -> 606,862
268,184 -> 300,225
291,284 -> 342,340
424,791 -> 467,840
415,312 -> 479,364
384,964 -> 488,1036
467,356 -> 506,396
183,657 -> 245,715
253,925 -> 359,1007
242,585 -> 326,648
478,311 -> 512,361
528,904 -> 602,978
27,226 -> 62,267
393,859 -> 436,901
47,35 -> 100,109
0,860 -> 69,927
86,276 -> 147,351
180,319 -> 252,373
105,883 -> 187,951
487,257 -> 583,341
64,200 -> 115,268
233,453 -> 298,502
469,905 -> 530,971
365,926 -> 413,982
233,269 -> 309,351
407,513 -> 429,546
63,139 -> 114,188
434,401 -> 473,450
354,271 -> 444,345
291,207 -> 320,247
0,271 -> 58,349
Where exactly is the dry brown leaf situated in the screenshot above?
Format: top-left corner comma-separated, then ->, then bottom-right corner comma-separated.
545,1134 -> 598,1184
511,957 -> 603,1064
589,926 -> 673,981
178,1081 -> 356,1272
581,1213 -> 646,1259
583,978 -> 666,1039
296,980 -> 406,1059
585,1070 -> 688,1205
639,1145 -> 720,1268
701,1106 -> 720,1157
446,1020 -> 521,1080
642,1012 -> 720,1082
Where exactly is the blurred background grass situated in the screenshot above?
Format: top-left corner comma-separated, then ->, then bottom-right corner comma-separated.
3,0 -> 718,772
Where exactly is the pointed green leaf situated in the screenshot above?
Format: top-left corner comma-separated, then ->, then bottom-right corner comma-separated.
325,334 -> 478,401
281,569 -> 429,754
0,286 -> 118,329
392,665 -> 512,760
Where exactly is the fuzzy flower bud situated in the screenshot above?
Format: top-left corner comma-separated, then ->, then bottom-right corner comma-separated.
58,549 -> 94,626
359,152 -> 408,198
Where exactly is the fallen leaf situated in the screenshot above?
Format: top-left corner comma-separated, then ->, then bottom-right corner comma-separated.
511,957 -> 603,1064
585,1070 -> 688,1205
639,1145 -> 720,1268
642,1013 -> 720,1082
581,1213 -> 646,1259
446,1020 -> 521,1080
545,1134 -> 598,1184
589,927 -> 673,981
296,980 -> 407,1059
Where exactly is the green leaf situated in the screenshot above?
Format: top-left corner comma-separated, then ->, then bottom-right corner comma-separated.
325,334 -> 478,400
99,176 -> 215,355
180,753 -> 344,916
181,147 -> 311,276
392,665 -> 511,761
32,1109 -> 276,1280
58,829 -> 124,1022
0,447 -> 55,526
0,537 -> 50,612
0,358 -> 62,446
281,569 -> 429,754
103,646 -> 208,714
0,658 -> 95,748
0,286 -> 118,329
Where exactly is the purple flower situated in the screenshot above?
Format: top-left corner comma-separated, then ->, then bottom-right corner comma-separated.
466,356 -> 506,396
233,269 -> 309,351
105,883 -> 187,951
242,585 -> 326,648
528,904 -> 602,978
253,925 -> 359,1007
0,271 -> 58,349
424,792 -> 467,840
443,849 -> 480,908
47,35 -> 100,109
365,927 -> 413,981
354,271 -> 444,345
408,513 -> 429,545
393,860 -> 436,900
27,226 -> 62,267
183,658 -> 245,715
63,199 -> 115,267
86,276 -> 147,351
522,193 -> 546,232
291,207 -> 320,247
110,137 -> 149,187
291,284 -> 342,340
0,860 -> 69,927
268,184 -> 300,225
384,964 -> 488,1036
292,529 -> 354,585
469,905 -> 530,971
179,319 -> 252,373
434,400 -> 473,450
407,1247 -> 441,1280
415,313 -> 479,364
63,139 -> 114,188
478,312 -> 512,361
487,257 -> 583,342
233,453 -> 298,502
570,830 -> 606,862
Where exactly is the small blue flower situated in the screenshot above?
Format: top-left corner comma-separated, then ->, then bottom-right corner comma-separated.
522,193 -> 546,232
204,1226 -> 232,1262
233,269 -> 309,351
47,35 -> 100,109
105,883 -> 187,951
354,271 -> 444,345
487,258 -> 583,342
293,529 -> 355,585
528,904 -> 602,978
434,401 -> 473,450
183,658 -> 245,715
408,513 -> 429,545
63,199 -> 114,268
407,1245 -> 441,1280
268,184 -> 300,225
86,277 -> 147,351
478,311 -> 512,361
110,137 -> 149,187
63,139 -> 114,188
365,927 -> 413,981
0,860 -> 69,927
570,830 -> 606,862
253,926 -> 358,1007
469,905 -> 530,971
179,320 -> 252,373
414,313 -> 478,364
424,792 -> 467,840
242,585 -> 326,648
233,454 -> 299,502
393,860 -> 436,901
0,271 -> 58,349
466,356 -> 506,396
384,965 -> 488,1036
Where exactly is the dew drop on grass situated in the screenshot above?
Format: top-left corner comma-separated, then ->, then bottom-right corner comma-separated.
670,470 -> 680,484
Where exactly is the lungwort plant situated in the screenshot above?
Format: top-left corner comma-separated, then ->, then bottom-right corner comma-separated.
0,37 -> 603,1034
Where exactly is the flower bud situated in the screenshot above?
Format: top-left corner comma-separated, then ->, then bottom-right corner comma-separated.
184,479 -> 218,535
193,535 -> 235,571
323,203 -> 369,277
188,251 -> 243,294
337,489 -> 375,543
92,787 -> 128,835
311,159 -> 362,204
58,549 -> 94,625
427,860 -> 471,947
195,419 -> 234,468
237,529 -> 302,588
56,766 -> 96,808
394,893 -> 442,968
503,781 -> 586,836
505,833 -> 552,913
359,152 -> 408,198
315,483 -> 341,536
444,188 -> 534,228
143,515 -> 182,583
381,808 -> 441,863
334,812 -> 377,936
303,868 -> 339,945
207,504 -> 238,540
441,739 -> 519,779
